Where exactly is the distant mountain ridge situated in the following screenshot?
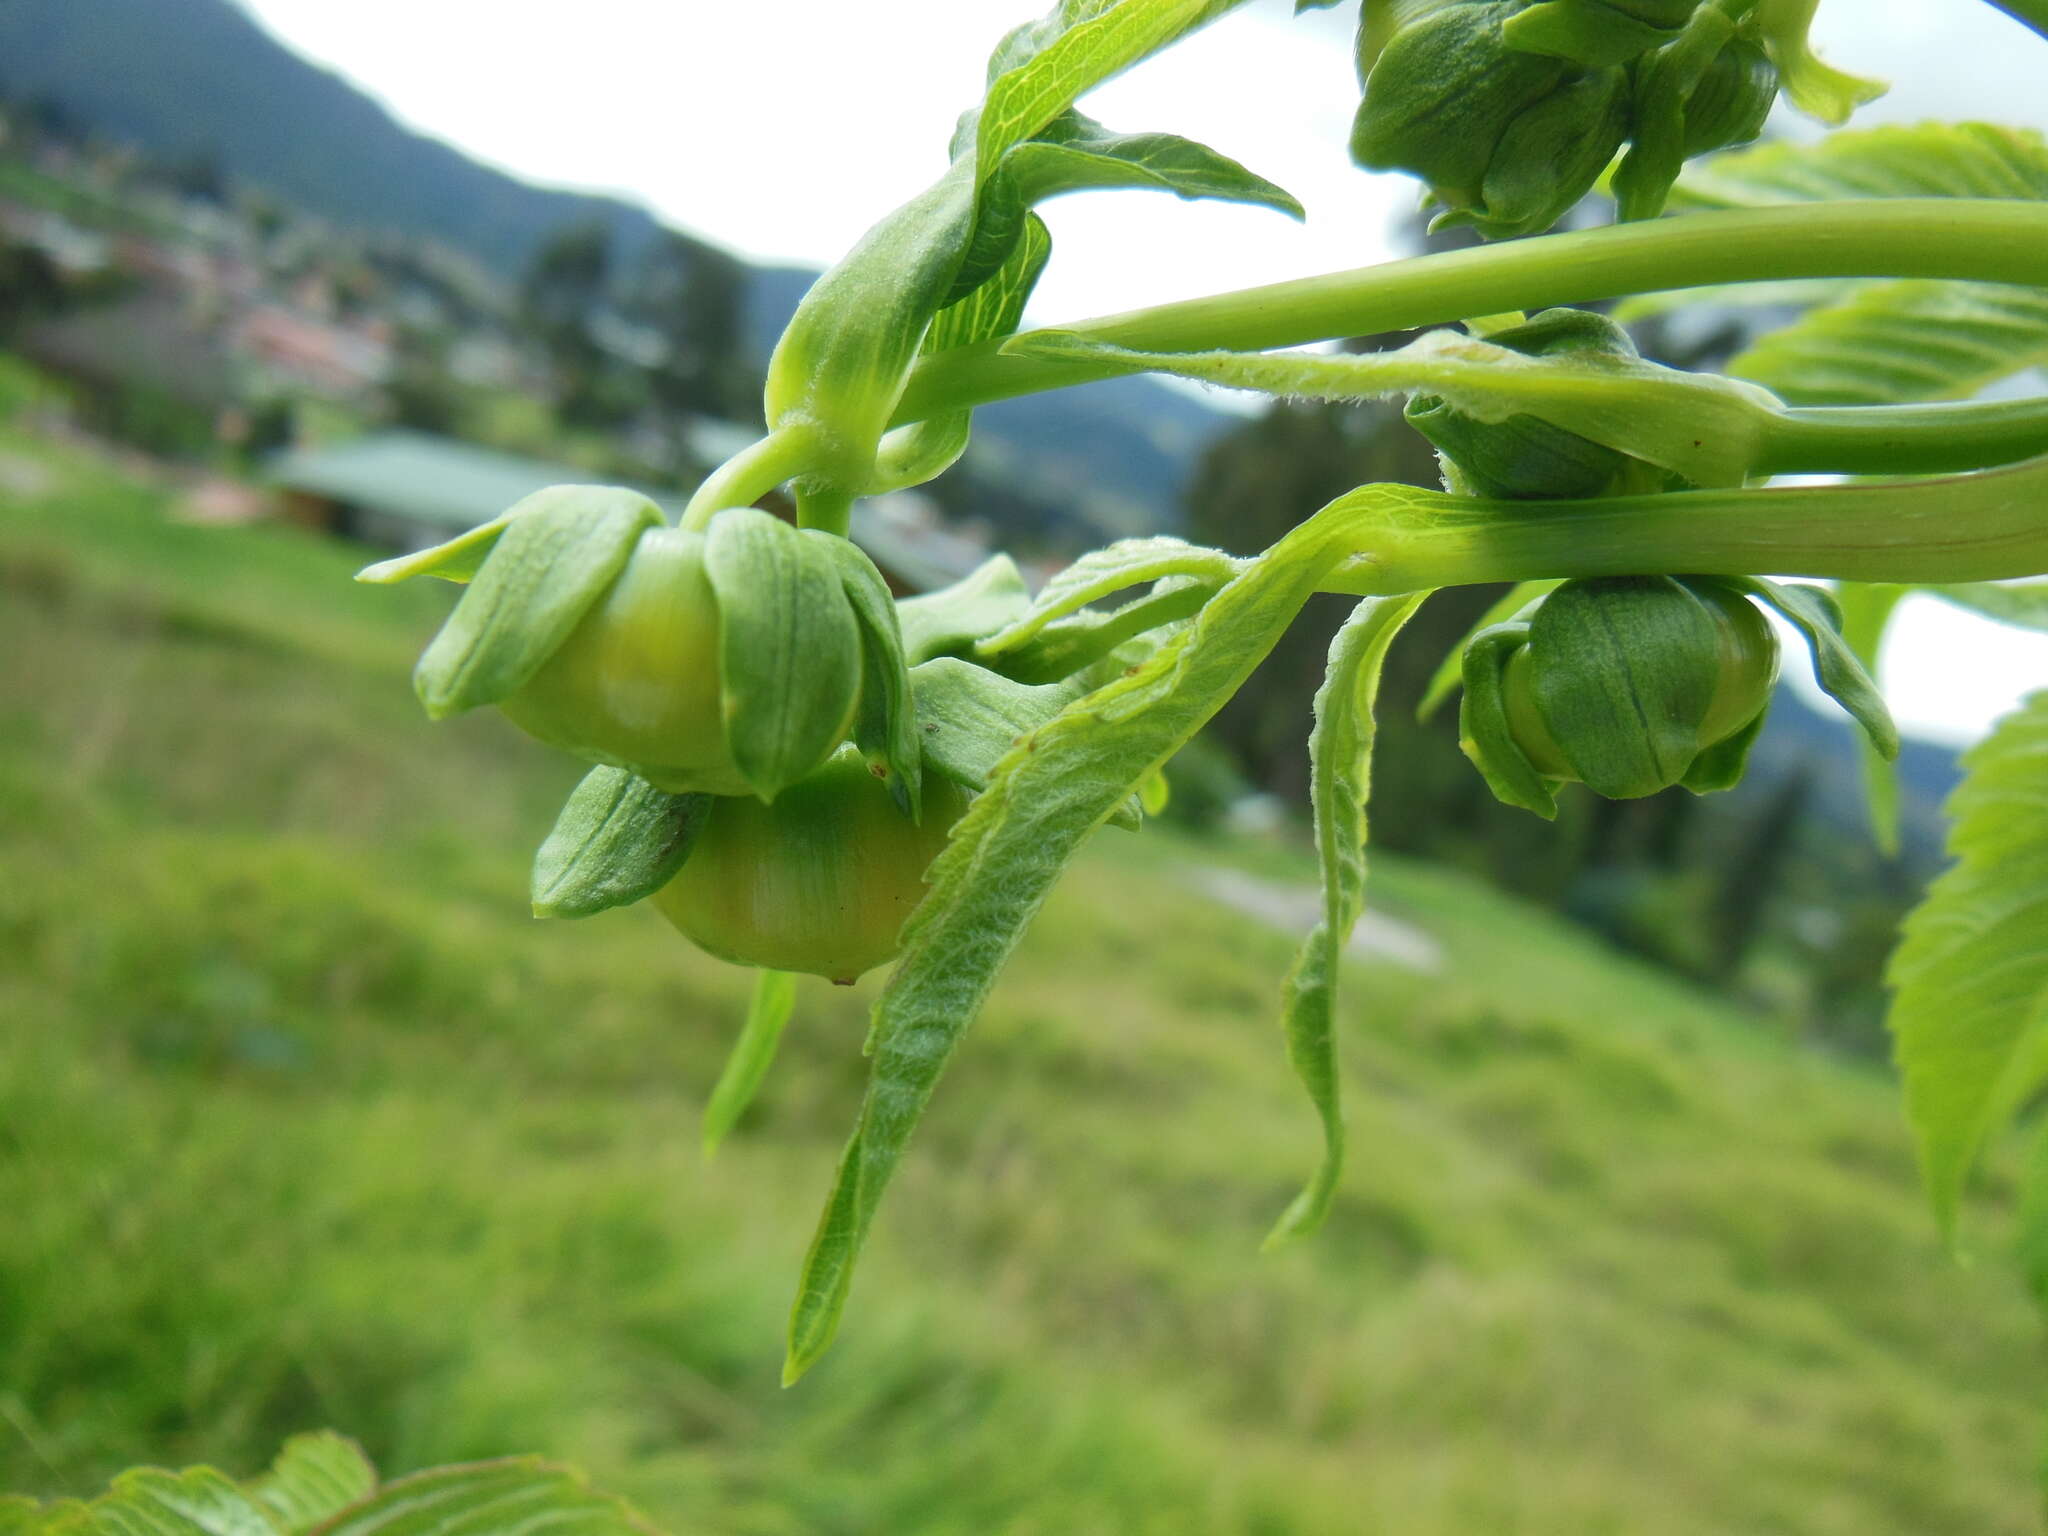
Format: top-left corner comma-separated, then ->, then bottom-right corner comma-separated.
0,0 -> 1230,534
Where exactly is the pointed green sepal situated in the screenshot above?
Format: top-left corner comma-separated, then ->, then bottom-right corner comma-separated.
531,765 -> 713,919
705,507 -> 863,802
355,513 -> 515,585
807,531 -> 923,820
1458,622 -> 1559,819
1680,694 -> 1770,794
410,486 -> 663,720
1729,576 -> 1899,760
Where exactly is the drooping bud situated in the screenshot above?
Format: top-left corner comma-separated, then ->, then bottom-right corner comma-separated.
1353,0 -> 1879,237
1351,1 -> 1630,240
1459,575 -> 1780,816
1405,309 -> 1676,499
362,490 -> 907,805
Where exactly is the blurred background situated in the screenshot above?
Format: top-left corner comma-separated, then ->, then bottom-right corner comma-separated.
3,2 -> 2047,1531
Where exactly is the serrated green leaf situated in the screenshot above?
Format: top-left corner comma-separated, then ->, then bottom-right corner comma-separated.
1833,582 -> 1907,855
896,555 -> 1035,664
1889,691 -> 2048,1241
1417,580 -> 1561,722
41,1468 -> 280,1536
1008,330 -> 1778,489
531,767 -> 711,919
971,0 -> 1249,194
783,482 -> 1437,1380
315,1459 -> 657,1536
1667,124 -> 2048,404
977,536 -> 1243,657
1729,281 -> 2048,406
809,532 -> 923,818
243,1433 -> 376,1536
1266,593 -> 1426,1249
1728,577 -> 1898,759
704,508 -> 863,802
411,487 -> 663,720
951,110 -> 1299,302
703,971 -> 798,1158
1928,581 -> 2048,632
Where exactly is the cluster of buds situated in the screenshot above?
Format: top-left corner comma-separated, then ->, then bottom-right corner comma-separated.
1352,0 -> 1874,237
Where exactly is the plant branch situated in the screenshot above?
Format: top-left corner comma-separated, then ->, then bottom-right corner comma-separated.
680,426 -> 818,532
1759,397 -> 2048,477
894,200 -> 2048,423
1316,454 -> 2048,596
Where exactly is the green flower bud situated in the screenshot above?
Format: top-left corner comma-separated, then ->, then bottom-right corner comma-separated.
650,746 -> 973,984
1352,1 -> 1629,240
1611,11 -> 1780,220
1405,309 -> 1675,499
1460,575 -> 1778,815
499,526 -> 764,798
378,490 -> 872,804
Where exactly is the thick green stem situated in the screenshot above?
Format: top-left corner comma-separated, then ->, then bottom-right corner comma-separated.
1759,397 -> 2048,477
680,427 -> 818,532
795,484 -> 855,538
894,201 -> 2048,424
1319,454 -> 2048,596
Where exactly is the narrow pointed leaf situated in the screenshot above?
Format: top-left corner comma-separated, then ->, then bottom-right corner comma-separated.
994,577 -> 1218,685
1888,691 -> 2048,1241
412,487 -> 662,719
243,1434 -> 376,1536
355,515 -> 512,585
703,971 -> 799,1158
971,0 -> 1250,193
1267,593 -> 1426,1249
531,767 -> 711,919
1008,331 -> 1778,489
783,483 -> 1441,1380
809,532 -> 923,818
1833,582 -> 1907,854
1416,580 -> 1560,722
705,508 -> 863,801
952,110 -> 1299,301
978,536 -> 1243,656
897,555 -> 1034,664
316,1458 -> 658,1536
1727,576 -> 1898,758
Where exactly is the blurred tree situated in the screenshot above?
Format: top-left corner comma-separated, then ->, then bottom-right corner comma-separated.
631,231 -> 761,433
521,220 -> 628,431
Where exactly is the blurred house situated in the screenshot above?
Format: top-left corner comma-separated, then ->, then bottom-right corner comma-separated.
266,427 -> 993,594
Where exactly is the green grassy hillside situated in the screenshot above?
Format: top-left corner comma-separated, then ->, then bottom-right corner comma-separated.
1,400 -> 2041,1533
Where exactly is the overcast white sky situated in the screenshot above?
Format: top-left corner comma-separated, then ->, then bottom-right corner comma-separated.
231,0 -> 2048,742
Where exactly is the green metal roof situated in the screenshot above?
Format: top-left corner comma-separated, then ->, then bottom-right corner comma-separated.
266,430 -> 674,530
